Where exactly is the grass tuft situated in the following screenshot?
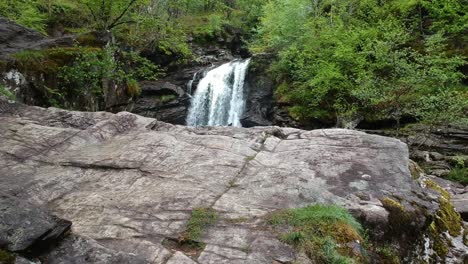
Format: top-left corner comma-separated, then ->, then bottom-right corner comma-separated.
181,207 -> 218,242
269,204 -> 364,263
445,168 -> 468,185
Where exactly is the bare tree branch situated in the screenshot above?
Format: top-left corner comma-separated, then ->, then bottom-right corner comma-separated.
108,0 -> 138,30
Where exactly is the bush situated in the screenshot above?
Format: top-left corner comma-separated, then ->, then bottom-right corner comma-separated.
12,46 -> 159,109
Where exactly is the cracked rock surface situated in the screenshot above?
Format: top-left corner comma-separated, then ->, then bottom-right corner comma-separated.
0,99 -> 439,263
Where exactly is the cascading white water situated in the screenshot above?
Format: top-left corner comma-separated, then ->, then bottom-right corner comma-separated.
186,58 -> 251,127
186,72 -> 198,96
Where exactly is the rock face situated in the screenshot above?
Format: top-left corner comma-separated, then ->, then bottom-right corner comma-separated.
241,53 -> 276,127
0,16 -> 74,61
0,99 -> 465,263
0,193 -> 71,253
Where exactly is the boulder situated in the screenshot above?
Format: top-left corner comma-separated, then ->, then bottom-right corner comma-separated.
0,99 -> 465,263
0,193 -> 71,253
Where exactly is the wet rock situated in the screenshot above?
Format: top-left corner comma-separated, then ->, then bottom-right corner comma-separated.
242,53 -> 276,127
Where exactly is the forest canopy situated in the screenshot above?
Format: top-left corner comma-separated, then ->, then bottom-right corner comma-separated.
252,0 -> 467,127
0,0 -> 466,127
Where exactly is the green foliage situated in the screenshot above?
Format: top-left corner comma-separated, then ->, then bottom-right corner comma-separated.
375,246 -> 400,264
445,168 -> 468,186
0,83 -> 15,100
0,250 -> 15,264
445,157 -> 468,185
159,95 -> 177,103
12,46 -> 159,108
82,0 -> 147,31
253,0 -> 467,127
0,0 -> 47,34
58,48 -> 113,97
1,0 -> 266,63
181,207 -> 218,242
269,205 -> 364,263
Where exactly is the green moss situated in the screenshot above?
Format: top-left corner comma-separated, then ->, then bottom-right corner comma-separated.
429,222 -> 449,258
159,95 -> 177,103
425,180 -> 451,201
12,47 -> 102,74
180,208 -> 218,242
126,79 -> 141,97
449,155 -> 467,168
434,198 -> 462,237
409,160 -> 424,180
423,179 -> 463,258
375,246 -> 400,264
244,156 -> 255,162
0,249 -> 15,264
76,33 -> 102,47
381,198 -> 405,213
380,197 -> 413,227
268,205 -> 364,263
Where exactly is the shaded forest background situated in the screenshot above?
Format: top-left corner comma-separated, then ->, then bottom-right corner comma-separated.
0,0 -> 466,128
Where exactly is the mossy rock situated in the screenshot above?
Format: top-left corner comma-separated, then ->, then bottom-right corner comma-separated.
12,47 -> 102,74
268,205 -> 365,263
375,246 -> 401,264
76,32 -> 105,47
423,178 -> 463,258
380,197 -> 417,234
424,179 -> 450,201
0,249 -> 15,264
409,160 -> 424,180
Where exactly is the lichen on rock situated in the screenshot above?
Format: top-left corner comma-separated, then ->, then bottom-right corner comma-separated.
421,178 -> 465,260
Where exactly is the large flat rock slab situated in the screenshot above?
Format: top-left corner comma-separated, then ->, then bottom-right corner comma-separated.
0,193 -> 71,253
0,99 -> 439,263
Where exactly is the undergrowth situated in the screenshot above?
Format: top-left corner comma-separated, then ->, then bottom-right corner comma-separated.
268,204 -> 365,264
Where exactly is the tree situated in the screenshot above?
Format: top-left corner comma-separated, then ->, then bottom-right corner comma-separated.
252,0 -> 467,128
83,0 -> 145,31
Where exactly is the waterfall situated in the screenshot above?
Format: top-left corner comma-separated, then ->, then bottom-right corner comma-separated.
187,58 -> 251,127
186,72 -> 198,96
